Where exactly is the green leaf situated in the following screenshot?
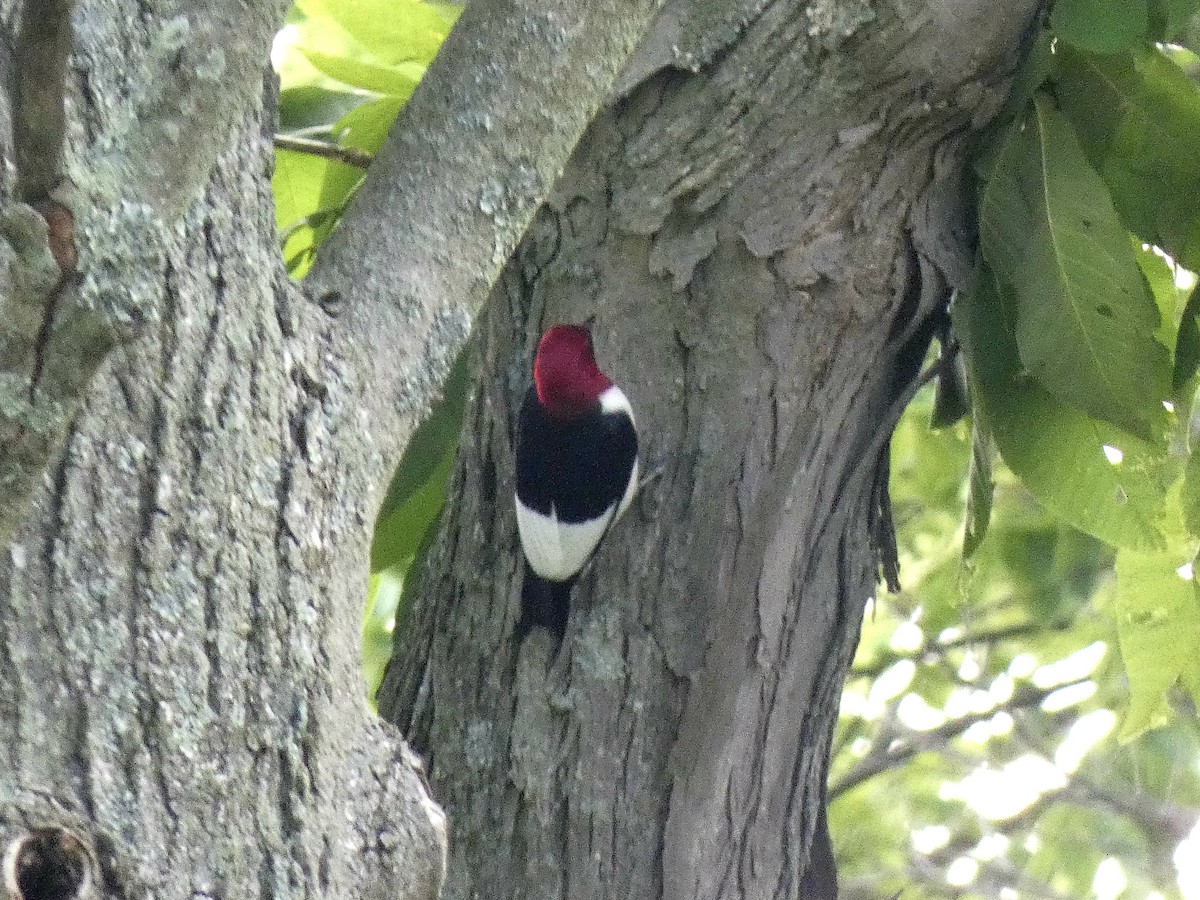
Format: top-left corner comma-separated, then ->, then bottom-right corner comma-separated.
1183,446 -> 1200,538
978,94 -> 1170,439
389,508 -> 444,644
273,148 -> 362,277
334,95 -> 408,154
1148,0 -> 1200,41
370,347 -> 469,573
999,27 -> 1057,122
1111,504 -> 1200,740
954,263 -> 1171,551
273,149 -> 361,228
371,443 -> 455,573
962,413 -> 995,560
375,350 -> 470,527
301,48 -> 426,95
1133,242 -> 1187,343
278,86 -> 363,132
1174,285 -> 1200,392
363,567 -> 404,706
1053,47 -> 1200,270
296,0 -> 457,65
1051,0 -> 1148,53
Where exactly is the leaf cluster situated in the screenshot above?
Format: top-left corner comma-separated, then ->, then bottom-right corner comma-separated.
954,0 -> 1200,741
836,389 -> 1200,899
272,0 -> 458,276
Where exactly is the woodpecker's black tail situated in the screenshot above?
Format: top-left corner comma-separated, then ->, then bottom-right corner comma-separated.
517,562 -> 573,641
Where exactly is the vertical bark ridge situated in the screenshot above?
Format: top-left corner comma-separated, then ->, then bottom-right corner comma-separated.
2,71 -> 445,900
385,2 -> 1037,898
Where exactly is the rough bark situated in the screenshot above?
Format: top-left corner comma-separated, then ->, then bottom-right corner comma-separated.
0,1 -> 451,895
380,1 -> 1039,898
306,0 -> 672,502
1,0 -> 681,894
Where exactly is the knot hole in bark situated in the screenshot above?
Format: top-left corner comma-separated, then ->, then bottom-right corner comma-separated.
3,828 -> 92,900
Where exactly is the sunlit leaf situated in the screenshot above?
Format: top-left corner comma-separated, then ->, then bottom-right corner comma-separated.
296,0 -> 457,64
1111,516 -> 1200,741
1182,446 -> 1200,540
301,48 -> 425,95
1054,46 -> 1200,270
363,567 -> 404,705
335,95 -> 408,154
978,94 -> 1170,439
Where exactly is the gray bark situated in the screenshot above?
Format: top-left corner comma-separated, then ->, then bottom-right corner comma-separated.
1,0 -> 670,895
380,1 -> 1039,898
0,1 -> 449,895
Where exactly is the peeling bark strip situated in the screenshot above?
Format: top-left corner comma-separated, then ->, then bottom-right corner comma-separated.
382,2 -> 1039,898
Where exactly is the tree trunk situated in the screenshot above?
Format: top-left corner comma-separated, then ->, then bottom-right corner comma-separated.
0,2 -> 451,897
380,2 -> 1038,897
1,0 -> 676,893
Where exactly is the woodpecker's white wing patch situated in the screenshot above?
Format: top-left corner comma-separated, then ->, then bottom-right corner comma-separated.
599,385 -> 635,421
599,385 -> 639,519
515,498 -> 617,582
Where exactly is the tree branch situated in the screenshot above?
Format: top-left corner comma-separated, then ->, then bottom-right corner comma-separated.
12,0 -> 74,201
829,677 -> 1089,799
849,616 -> 1075,679
274,134 -> 374,169
304,0 -> 669,479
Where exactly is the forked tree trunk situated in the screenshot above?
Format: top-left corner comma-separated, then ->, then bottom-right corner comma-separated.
380,2 -> 1038,897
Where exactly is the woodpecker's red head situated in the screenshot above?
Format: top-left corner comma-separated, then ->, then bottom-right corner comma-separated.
533,324 -> 613,420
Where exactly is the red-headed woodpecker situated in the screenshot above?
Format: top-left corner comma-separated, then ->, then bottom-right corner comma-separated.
514,324 -> 639,638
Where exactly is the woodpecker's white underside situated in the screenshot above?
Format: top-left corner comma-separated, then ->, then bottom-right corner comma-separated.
515,386 -> 639,582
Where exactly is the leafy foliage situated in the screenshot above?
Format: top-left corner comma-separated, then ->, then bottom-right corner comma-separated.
957,10 -> 1200,742
839,7 -> 1200,893
835,387 -> 1200,899
272,0 -> 457,276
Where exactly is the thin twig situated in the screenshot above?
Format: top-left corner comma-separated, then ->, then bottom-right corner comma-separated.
829,676 -> 1090,799
13,0 -> 75,200
915,339 -> 960,390
849,616 -> 1074,679
273,134 -> 375,170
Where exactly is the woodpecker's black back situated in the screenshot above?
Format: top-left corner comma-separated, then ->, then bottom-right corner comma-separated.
515,384 -> 638,638
515,385 -> 638,523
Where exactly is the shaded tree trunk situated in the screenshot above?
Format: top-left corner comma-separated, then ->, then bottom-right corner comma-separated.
380,1 -> 1038,897
2,0 -> 678,892
1,0 -> 673,891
